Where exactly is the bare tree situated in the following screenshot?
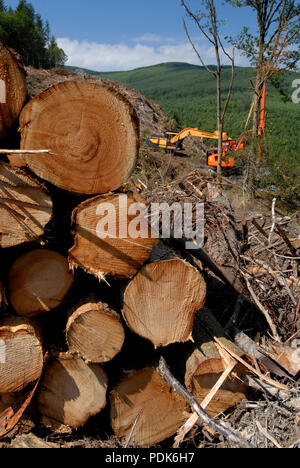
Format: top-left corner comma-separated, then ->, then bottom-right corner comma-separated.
227,0 -> 299,134
181,0 -> 235,178
226,0 -> 299,198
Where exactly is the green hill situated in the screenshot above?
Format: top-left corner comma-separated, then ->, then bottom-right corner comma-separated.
66,62 -> 300,173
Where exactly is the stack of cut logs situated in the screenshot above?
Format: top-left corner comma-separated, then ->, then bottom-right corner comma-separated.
0,44 -> 249,447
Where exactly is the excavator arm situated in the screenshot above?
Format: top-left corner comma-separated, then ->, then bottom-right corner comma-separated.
146,127 -> 230,152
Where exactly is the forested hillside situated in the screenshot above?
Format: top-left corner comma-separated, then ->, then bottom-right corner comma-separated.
67,62 -> 299,174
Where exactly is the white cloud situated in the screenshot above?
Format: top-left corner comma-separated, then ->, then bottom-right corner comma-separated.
57,37 -> 249,72
132,33 -> 176,43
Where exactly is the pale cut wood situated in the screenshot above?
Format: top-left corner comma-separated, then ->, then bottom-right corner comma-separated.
185,309 -> 248,418
123,258 -> 206,348
0,163 -> 52,248
19,81 -> 139,194
8,249 -> 74,317
110,368 -> 186,447
0,43 -> 27,136
66,301 -> 125,363
37,357 -> 108,428
0,316 -> 43,393
69,192 -> 158,280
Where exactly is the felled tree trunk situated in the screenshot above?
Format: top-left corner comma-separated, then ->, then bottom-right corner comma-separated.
0,43 -> 27,137
185,309 -> 248,417
123,257 -> 206,348
0,163 -> 52,248
8,249 -> 74,317
66,301 -> 125,363
37,357 -> 108,429
110,368 -> 186,447
19,81 -> 139,194
0,316 -> 43,393
69,192 -> 158,280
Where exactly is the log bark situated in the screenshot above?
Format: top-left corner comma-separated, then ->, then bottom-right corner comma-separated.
185,309 -> 248,417
0,316 -> 43,393
110,368 -> 186,447
69,192 -> 158,280
19,81 -> 139,194
66,301 -> 125,363
0,44 -> 27,137
0,163 -> 52,248
123,257 -> 206,348
8,249 -> 74,317
37,357 -> 108,429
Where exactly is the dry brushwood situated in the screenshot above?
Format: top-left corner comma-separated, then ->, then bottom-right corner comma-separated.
19,81 -> 139,194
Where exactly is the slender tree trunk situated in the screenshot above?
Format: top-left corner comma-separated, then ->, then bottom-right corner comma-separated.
247,23 -> 265,201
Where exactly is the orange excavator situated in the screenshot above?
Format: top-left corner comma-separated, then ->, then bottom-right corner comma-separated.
146,82 -> 266,169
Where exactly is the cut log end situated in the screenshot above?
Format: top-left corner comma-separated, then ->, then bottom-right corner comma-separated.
0,316 -> 43,393
8,249 -> 74,317
69,192 -> 158,280
0,163 -> 53,248
110,368 -> 186,447
19,81 -> 139,194
37,357 -> 108,428
0,43 -> 27,136
66,301 -> 125,363
123,258 -> 207,348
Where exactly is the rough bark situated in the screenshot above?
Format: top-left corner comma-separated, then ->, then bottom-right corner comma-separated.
0,163 -> 52,248
110,368 -> 186,447
0,316 -> 43,393
0,43 -> 27,137
123,257 -> 206,348
8,249 -> 74,317
37,357 -> 108,429
69,192 -> 158,280
66,301 -> 125,363
19,81 -> 139,194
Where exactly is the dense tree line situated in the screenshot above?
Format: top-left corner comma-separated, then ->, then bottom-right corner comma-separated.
0,0 -> 67,68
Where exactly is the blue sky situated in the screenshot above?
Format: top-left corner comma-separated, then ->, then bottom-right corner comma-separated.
6,0 -> 257,71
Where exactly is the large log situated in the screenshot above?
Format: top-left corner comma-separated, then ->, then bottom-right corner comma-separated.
185,309 -> 248,417
0,163 -> 52,247
0,43 -> 27,137
19,81 -> 139,194
8,249 -> 74,317
69,192 -> 158,280
110,368 -> 186,447
0,316 -> 43,393
123,258 -> 206,348
37,357 -> 108,429
66,301 -> 125,363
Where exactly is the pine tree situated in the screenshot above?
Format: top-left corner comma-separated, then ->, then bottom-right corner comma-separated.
0,0 -> 67,68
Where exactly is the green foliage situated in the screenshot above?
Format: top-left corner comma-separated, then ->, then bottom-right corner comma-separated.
0,0 -> 67,68
68,61 -> 299,206
225,0 -> 300,70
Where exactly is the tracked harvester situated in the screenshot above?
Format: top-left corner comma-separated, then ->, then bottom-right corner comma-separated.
146,82 -> 266,169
